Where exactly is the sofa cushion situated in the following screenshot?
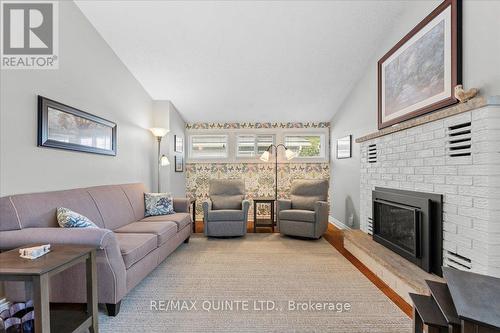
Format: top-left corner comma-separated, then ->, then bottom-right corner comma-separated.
115,233 -> 157,269
5,189 -> 104,229
141,212 -> 191,231
208,210 -> 244,222
114,221 -> 177,246
121,183 -> 147,221
0,197 -> 21,231
279,209 -> 315,223
87,185 -> 136,230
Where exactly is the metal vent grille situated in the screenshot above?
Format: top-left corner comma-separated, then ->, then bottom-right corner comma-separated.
445,251 -> 472,270
446,122 -> 472,157
367,144 -> 377,163
367,217 -> 373,235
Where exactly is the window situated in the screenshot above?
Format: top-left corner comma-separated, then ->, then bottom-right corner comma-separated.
257,135 -> 274,155
284,134 -> 325,158
236,135 -> 274,158
236,135 -> 255,157
189,135 -> 228,159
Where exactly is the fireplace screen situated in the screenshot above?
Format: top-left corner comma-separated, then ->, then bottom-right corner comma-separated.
373,200 -> 420,257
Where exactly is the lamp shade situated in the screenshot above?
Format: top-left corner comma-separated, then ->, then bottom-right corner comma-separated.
150,127 -> 169,137
260,150 -> 270,162
285,148 -> 296,160
160,155 -> 170,166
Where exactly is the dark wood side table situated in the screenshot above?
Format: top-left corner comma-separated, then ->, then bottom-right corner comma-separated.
410,268 -> 500,333
190,198 -> 196,232
253,198 -> 276,233
0,244 -> 98,333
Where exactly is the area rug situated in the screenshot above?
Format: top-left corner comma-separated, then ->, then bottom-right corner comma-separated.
99,234 -> 411,332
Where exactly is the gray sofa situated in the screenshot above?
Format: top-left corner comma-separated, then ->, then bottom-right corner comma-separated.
202,179 -> 250,237
0,183 -> 191,316
277,179 -> 329,239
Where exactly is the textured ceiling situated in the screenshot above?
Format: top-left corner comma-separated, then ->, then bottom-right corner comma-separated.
76,0 -> 411,122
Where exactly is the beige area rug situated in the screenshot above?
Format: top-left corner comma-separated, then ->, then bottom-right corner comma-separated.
99,234 -> 411,332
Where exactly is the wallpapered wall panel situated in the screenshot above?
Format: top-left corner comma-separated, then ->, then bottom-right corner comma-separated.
186,163 -> 329,219
186,122 -> 330,130
185,122 -> 330,220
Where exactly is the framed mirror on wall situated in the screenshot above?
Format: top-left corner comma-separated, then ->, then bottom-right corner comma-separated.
37,96 -> 117,156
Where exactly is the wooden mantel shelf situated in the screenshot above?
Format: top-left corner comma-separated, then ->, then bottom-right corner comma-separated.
356,95 -> 500,143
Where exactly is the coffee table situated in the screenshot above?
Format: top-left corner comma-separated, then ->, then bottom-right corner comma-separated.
0,244 -> 98,333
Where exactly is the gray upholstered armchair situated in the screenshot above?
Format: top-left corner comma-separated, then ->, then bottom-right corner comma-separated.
203,179 -> 250,237
278,179 -> 329,239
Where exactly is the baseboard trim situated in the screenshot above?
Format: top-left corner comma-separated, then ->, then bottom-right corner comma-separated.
328,215 -> 352,230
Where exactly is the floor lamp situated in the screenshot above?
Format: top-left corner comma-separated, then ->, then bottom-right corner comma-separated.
259,144 -> 296,201
150,127 -> 170,192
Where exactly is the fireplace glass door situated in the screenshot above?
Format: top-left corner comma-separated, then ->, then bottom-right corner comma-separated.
373,199 -> 420,257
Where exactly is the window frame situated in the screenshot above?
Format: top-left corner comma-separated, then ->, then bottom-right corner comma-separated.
188,134 -> 229,160
186,128 -> 329,163
236,134 -> 275,159
284,133 -> 326,160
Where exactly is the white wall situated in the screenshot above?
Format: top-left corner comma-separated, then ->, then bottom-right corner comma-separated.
0,1 -> 155,196
153,101 -> 187,196
166,103 -> 187,196
330,0 -> 500,228
152,101 -> 186,195
152,101 -> 171,193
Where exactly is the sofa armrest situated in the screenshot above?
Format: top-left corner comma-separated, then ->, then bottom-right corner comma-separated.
173,197 -> 190,213
0,227 -> 127,305
314,201 -> 330,238
0,227 -> 116,251
202,199 -> 212,219
202,199 -> 212,234
242,200 -> 250,222
277,199 -> 292,212
276,199 -> 292,227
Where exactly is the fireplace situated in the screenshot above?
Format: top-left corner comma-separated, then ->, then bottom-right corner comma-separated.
372,187 -> 443,275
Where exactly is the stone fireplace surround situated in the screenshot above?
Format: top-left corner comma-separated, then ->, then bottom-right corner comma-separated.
357,96 -> 500,279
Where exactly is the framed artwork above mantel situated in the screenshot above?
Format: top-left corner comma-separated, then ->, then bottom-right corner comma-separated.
377,0 -> 462,129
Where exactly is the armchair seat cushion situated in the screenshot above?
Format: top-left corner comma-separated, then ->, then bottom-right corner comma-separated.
141,212 -> 191,231
207,209 -> 244,222
114,221 -> 177,246
279,209 -> 315,223
115,233 -> 157,269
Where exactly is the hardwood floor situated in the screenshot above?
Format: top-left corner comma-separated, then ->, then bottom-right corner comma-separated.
194,220 -> 413,318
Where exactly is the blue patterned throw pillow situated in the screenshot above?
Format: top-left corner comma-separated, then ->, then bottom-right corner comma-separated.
57,207 -> 98,228
145,193 -> 175,217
